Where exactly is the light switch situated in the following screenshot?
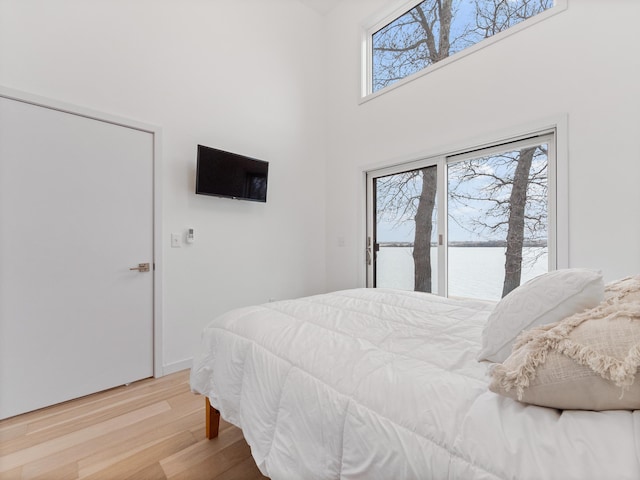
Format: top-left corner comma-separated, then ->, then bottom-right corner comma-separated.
171,233 -> 181,248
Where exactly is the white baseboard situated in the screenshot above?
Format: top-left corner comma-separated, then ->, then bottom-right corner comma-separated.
159,357 -> 193,377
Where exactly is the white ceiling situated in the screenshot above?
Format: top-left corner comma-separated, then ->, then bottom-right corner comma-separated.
297,0 -> 343,15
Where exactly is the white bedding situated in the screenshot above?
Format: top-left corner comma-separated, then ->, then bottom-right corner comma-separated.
190,288 -> 640,479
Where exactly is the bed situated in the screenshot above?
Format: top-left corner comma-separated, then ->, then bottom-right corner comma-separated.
190,282 -> 640,479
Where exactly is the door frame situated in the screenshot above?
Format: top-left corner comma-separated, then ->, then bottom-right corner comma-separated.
0,85 -> 164,377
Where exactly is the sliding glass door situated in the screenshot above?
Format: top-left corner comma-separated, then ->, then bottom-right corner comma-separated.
366,132 -> 555,301
369,164 -> 439,293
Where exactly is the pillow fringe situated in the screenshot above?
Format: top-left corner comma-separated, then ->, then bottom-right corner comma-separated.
605,275 -> 640,303
493,301 -> 640,401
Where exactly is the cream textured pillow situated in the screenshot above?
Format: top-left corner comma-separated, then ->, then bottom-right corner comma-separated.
489,300 -> 640,410
605,275 -> 640,304
477,269 -> 604,363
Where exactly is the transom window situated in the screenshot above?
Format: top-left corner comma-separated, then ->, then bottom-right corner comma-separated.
363,0 -> 563,97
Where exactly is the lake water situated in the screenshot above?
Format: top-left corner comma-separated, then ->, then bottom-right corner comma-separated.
376,246 -> 548,301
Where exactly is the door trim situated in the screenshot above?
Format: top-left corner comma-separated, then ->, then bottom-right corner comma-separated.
0,85 -> 164,377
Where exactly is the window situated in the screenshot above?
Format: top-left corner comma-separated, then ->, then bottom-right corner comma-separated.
366,132 -> 557,301
364,0 -> 562,97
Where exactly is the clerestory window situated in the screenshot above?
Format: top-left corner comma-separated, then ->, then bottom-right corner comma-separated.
363,0 -> 565,98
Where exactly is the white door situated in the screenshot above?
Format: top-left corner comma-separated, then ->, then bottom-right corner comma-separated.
0,95 -> 155,419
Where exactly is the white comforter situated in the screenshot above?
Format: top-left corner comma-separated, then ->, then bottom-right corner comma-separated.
190,288 -> 640,480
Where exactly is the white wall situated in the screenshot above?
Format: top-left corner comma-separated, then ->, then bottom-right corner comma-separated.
0,0 -> 328,372
324,0 -> 640,291
2,0 -> 639,374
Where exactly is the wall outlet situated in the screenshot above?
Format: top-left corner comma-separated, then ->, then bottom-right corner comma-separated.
171,233 -> 181,248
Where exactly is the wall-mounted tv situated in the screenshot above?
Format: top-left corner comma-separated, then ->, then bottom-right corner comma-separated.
196,145 -> 268,203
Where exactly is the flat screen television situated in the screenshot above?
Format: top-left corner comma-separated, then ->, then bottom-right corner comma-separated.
196,145 -> 268,202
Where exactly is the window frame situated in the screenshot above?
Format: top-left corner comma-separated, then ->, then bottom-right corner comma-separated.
365,124 -> 566,298
360,0 -> 567,102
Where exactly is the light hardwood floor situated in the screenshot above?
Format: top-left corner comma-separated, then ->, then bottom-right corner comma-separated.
0,370 -> 268,480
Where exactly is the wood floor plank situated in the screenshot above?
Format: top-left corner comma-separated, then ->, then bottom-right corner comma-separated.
16,382 -> 188,449
0,424 -> 27,445
0,402 -> 170,473
213,456 -> 267,480
27,461 -> 78,480
0,370 -> 268,480
77,410 -> 201,477
80,431 -> 195,480
166,438 -> 255,480
1,373 -> 179,432
21,396 -> 200,477
160,428 -> 244,478
123,461 -> 167,480
0,465 -> 22,480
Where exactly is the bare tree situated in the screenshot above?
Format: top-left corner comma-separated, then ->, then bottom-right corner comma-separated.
375,167 -> 437,292
448,146 -> 548,297
502,147 -> 536,296
373,0 -> 455,91
372,0 -> 551,296
413,167 -> 438,292
372,0 -> 552,91
473,0 -> 553,39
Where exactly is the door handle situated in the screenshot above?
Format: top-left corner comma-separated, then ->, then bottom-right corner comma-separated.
129,263 -> 150,272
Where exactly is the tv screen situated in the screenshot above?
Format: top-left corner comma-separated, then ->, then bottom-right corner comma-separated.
196,145 -> 268,202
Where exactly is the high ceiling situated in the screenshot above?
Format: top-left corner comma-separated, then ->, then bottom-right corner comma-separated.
297,0 -> 343,15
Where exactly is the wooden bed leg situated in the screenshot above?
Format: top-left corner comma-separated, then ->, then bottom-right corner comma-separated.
206,397 -> 221,439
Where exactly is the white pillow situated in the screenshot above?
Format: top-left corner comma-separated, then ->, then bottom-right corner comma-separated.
477,268 -> 604,363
